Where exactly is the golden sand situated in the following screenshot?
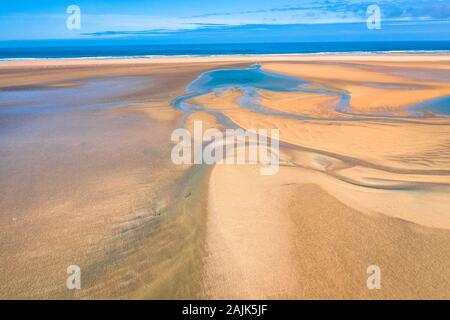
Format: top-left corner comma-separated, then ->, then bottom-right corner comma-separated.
202,164 -> 450,299
262,61 -> 450,113
257,90 -> 342,118
190,57 -> 450,298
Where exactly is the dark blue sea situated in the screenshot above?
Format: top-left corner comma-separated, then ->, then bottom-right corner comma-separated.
0,40 -> 450,60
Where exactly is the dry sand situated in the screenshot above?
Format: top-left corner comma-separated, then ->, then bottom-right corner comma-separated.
262,61 -> 450,113
188,56 -> 450,299
201,164 -> 449,299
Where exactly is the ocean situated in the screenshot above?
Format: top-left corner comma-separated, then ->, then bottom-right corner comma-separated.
0,41 -> 450,60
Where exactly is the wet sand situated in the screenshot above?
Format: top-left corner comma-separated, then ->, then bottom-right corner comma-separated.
1,55 -> 449,299
0,60 -> 240,299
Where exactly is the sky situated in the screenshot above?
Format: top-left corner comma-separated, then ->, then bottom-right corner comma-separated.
0,0 -> 449,42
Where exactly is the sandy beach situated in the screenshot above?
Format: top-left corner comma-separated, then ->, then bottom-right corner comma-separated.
0,54 -> 449,299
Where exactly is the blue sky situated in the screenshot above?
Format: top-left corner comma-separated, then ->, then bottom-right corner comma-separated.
0,0 -> 449,42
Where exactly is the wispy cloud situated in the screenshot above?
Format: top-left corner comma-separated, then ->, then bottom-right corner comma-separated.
185,0 -> 450,21
79,20 -> 450,43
